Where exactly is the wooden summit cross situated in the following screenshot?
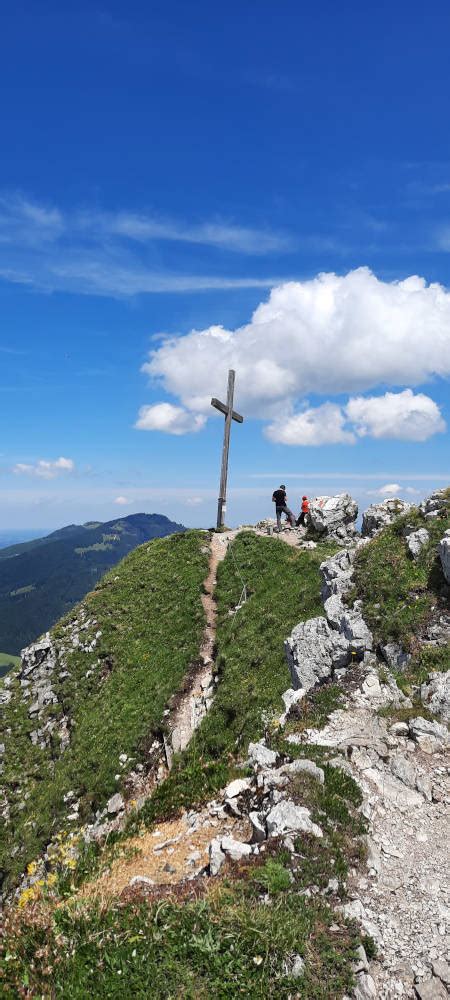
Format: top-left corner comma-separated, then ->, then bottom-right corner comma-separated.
211,369 -> 243,530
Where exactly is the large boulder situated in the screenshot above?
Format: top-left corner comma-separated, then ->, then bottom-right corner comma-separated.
361,498 -> 411,537
308,494 -> 358,542
438,530 -> 450,584
285,616 -> 350,691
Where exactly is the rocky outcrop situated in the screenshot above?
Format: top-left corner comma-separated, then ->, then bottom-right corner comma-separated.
361,498 -> 411,537
286,543 -> 376,691
420,672 -> 450,724
408,716 -> 449,751
438,530 -> 450,584
379,642 -> 411,671
320,547 -> 356,601
420,489 -> 450,520
285,616 -> 350,691
308,493 -> 358,542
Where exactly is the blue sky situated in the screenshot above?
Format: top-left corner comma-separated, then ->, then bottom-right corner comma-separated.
1,0 -> 450,531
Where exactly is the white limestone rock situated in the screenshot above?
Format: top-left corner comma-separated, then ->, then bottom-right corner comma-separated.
285,616 -> 350,691
420,671 -> 450,724
224,778 -> 251,799
20,634 -> 56,678
106,792 -> 125,815
420,489 -> 450,517
320,548 -> 355,601
409,716 -> 449,751
249,811 -> 266,843
340,602 -> 373,652
209,836 -> 226,875
266,800 -> 323,839
279,687 -> 305,724
379,642 -> 411,671
405,527 -> 429,558
220,836 -> 252,861
362,498 -> 411,537
308,493 -> 358,541
353,972 -> 377,999
415,978 -> 448,1000
248,741 -> 277,769
281,758 -> 325,784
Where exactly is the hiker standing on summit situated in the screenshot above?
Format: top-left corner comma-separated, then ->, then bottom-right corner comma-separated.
272,484 -> 296,531
296,495 -> 310,527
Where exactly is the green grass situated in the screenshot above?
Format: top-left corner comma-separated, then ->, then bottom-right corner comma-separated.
377,643 -> 450,722
0,651 -> 20,667
137,533 -> 337,827
0,651 -> 20,680
1,871 -> 360,999
2,738 -> 366,999
352,495 -> 450,650
1,532 -> 369,998
0,530 -> 208,892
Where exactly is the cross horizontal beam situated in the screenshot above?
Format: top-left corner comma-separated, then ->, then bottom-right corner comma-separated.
211,397 -> 244,423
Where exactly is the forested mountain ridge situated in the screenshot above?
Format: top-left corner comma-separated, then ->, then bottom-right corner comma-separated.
0,513 -> 185,655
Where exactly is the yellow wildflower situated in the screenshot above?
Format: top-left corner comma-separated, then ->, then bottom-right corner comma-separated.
18,886 -> 38,908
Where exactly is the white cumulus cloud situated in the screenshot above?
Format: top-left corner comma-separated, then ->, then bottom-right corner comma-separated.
139,269 -> 449,444
12,457 -> 75,479
266,403 -> 356,446
114,496 -> 132,506
346,389 -> 446,441
143,269 -> 450,417
135,402 -> 206,435
366,483 -> 402,496
265,391 -> 445,446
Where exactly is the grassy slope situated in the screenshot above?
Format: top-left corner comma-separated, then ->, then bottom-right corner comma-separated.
138,532 -> 338,824
2,533 -> 367,999
0,513 -> 185,655
0,652 -> 20,679
2,861 -> 360,999
352,497 -> 450,651
0,531 -> 208,891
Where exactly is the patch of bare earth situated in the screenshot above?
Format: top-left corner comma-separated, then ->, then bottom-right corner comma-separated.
77,811 -> 251,905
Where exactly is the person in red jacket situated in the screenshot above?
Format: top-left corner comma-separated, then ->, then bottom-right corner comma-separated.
296,495 -> 309,527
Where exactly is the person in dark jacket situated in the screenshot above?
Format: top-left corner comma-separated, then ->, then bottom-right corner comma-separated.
272,484 -> 296,530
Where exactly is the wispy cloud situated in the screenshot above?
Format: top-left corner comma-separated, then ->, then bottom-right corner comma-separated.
12,457 -> 75,479
92,211 -> 295,254
0,191 -> 293,298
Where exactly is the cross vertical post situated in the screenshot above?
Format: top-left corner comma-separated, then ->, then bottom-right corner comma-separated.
211,369 -> 244,530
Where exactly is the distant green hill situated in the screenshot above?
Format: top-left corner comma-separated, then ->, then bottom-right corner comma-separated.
0,513 -> 185,655
0,651 -> 20,678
